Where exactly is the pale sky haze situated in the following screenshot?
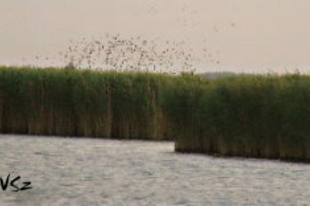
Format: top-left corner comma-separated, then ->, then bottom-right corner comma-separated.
0,0 -> 309,73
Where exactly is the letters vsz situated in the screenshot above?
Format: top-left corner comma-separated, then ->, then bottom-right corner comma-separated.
0,174 -> 32,192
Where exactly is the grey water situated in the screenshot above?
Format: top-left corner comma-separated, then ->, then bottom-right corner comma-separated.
0,135 -> 310,205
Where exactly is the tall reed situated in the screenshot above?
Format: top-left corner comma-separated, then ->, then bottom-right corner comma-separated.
0,66 -> 173,140
165,74 -> 310,162
2,66 -> 310,162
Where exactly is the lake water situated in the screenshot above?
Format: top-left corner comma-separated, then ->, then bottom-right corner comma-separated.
0,135 -> 310,205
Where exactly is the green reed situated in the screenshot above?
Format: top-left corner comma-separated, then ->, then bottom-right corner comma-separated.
166,74 -> 310,162
0,66 -> 173,140
1,66 -> 310,162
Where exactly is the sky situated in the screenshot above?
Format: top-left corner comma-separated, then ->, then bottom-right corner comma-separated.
0,0 -> 309,73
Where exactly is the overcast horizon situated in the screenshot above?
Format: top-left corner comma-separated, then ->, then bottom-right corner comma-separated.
0,0 -> 309,74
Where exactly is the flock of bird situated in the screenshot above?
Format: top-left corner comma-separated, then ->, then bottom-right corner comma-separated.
31,2 -> 238,74
58,34 -> 201,74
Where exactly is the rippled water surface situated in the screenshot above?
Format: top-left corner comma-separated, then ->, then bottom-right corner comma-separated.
0,134 -> 310,205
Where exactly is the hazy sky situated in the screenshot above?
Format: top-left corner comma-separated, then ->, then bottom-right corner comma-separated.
0,0 -> 309,73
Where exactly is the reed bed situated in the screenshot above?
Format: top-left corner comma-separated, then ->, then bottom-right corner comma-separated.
167,74 -> 310,162
1,66 -> 310,162
0,66 -> 173,140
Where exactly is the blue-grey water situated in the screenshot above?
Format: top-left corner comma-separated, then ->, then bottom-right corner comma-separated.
0,134 -> 310,205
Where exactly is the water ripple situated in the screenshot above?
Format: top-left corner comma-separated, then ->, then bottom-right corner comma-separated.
0,134 -> 309,205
